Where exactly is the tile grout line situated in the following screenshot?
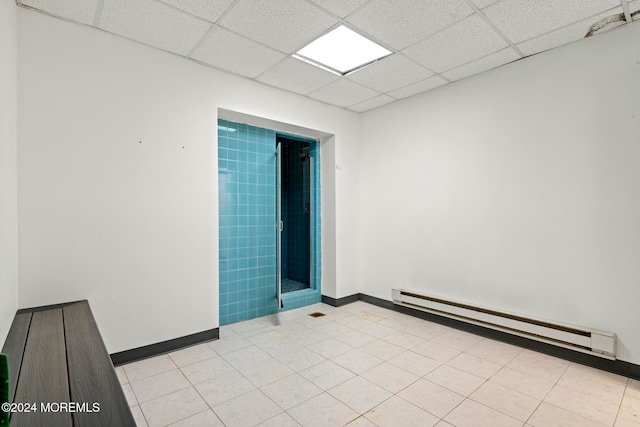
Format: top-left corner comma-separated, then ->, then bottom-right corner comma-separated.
122,302 -> 635,426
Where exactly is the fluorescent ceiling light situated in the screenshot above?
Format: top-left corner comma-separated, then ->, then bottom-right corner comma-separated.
293,25 -> 392,76
217,125 -> 237,133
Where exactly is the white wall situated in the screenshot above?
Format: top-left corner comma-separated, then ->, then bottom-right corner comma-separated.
359,22 -> 640,364
17,8 -> 360,353
0,0 -> 19,345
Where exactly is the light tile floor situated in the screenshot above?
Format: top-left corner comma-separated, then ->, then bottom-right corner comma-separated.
117,301 -> 640,427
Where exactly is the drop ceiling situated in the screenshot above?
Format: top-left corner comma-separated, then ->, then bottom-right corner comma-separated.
17,0 -> 640,113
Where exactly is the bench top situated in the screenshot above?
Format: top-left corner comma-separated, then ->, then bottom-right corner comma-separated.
1,300 -> 135,426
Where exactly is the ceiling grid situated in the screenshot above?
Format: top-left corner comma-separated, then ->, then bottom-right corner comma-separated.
16,0 -> 640,113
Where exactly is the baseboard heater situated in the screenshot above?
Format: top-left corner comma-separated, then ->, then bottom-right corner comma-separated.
392,289 -> 616,360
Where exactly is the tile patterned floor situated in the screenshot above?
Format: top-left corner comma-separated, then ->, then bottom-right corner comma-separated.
117,301 -> 640,427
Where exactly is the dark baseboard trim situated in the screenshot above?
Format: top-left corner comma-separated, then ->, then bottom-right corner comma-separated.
17,299 -> 87,314
110,328 -> 219,366
331,293 -> 640,381
321,294 -> 360,307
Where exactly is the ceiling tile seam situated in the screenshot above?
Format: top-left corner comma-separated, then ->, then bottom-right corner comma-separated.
343,61 -> 438,97
439,72 -> 454,84
149,0 -> 220,26
17,4 -> 100,31
211,0 -> 242,24
341,0 -> 379,21
217,1 -> 340,55
513,5 -> 632,50
228,18 -> 445,92
96,0 -> 218,55
341,81 -> 396,99
390,52 -> 450,82
196,25 -> 292,58
620,0 -> 632,21
185,24 -> 218,58
187,56 -> 245,77
370,55 -> 453,86
293,2 -> 400,55
93,23 -> 204,61
306,77 -> 383,101
286,21 -> 346,55
304,77 -> 353,98
215,19 -> 335,56
299,0 -> 349,23
334,22 -> 400,58
252,56 -> 292,83
186,53 -> 305,96
298,25 -> 448,80
463,0 -> 525,58
298,0 -> 378,23
92,0 -> 104,27
302,93 -> 360,113
442,46 -> 519,75
81,20 -> 207,67
253,64 -> 340,98
396,9 -> 485,56
261,19 -> 401,62
380,75 -> 451,99
252,57 -> 341,96
348,94 -> 397,110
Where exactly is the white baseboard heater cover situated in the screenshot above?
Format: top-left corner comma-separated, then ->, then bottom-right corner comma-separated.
392,289 -> 616,360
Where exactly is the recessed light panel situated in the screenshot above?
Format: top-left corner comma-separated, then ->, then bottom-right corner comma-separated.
293,25 -> 392,75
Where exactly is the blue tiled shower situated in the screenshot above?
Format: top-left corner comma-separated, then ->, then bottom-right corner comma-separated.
218,120 -> 321,325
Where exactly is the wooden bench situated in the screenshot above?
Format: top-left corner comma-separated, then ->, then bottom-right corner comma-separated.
1,300 -> 135,426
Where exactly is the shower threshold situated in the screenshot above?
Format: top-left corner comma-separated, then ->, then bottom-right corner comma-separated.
282,278 -> 310,293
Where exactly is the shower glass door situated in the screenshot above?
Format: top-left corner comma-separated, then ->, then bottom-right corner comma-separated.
275,142 -> 283,309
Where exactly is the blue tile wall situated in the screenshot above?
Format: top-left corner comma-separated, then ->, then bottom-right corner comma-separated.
218,120 -> 278,325
218,121 -> 322,325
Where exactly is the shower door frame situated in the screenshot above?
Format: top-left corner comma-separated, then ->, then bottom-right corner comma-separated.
276,137 -> 317,300
276,142 -> 283,309
309,155 -> 314,294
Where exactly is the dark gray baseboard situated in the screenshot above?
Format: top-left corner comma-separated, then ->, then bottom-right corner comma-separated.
110,293 -> 640,380
110,328 -> 219,366
321,294 -> 360,307
328,293 -> 640,381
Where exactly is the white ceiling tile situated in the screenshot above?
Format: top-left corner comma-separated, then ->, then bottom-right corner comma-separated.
348,95 -> 395,113
441,47 -> 520,81
347,54 -> 433,93
483,0 -> 621,44
308,79 -> 380,108
22,0 -> 639,114
308,0 -> 369,18
159,0 -> 235,23
99,0 -> 211,56
517,7 -> 625,56
470,0 -> 500,9
219,0 -> 338,53
257,57 -> 340,95
403,14 -> 508,73
190,27 -> 285,78
387,76 -> 448,99
19,0 -> 98,25
346,0 -> 474,50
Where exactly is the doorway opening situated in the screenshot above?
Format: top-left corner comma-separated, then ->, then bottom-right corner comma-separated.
277,135 -> 314,295
218,117 -> 322,325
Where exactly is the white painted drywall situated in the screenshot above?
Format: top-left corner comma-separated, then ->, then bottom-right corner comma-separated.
0,0 -> 19,345
17,8 -> 360,353
360,22 -> 640,364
